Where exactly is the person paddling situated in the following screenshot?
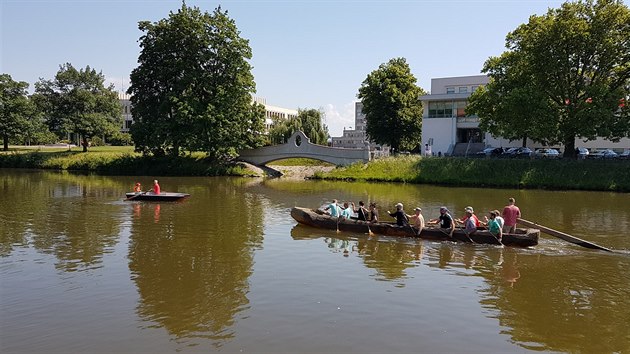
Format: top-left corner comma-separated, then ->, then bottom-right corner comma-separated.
429,206 -> 455,237
484,210 -> 503,242
408,207 -> 425,236
387,203 -> 410,227
353,201 -> 369,221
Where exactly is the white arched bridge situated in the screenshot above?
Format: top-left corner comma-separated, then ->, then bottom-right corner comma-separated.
238,131 -> 370,166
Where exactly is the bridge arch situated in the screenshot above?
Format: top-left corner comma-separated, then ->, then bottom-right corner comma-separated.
238,131 -> 370,166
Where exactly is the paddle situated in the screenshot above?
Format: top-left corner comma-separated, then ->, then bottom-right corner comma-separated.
518,218 -> 613,252
127,191 -> 146,201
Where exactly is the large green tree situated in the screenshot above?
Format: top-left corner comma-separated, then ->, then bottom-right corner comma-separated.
467,0 -> 630,158
0,74 -> 33,151
33,64 -> 122,152
128,4 -> 265,158
268,108 -> 329,145
358,58 -> 425,153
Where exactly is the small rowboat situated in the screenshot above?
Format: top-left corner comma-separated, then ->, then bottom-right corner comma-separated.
291,207 -> 539,247
125,192 -> 190,202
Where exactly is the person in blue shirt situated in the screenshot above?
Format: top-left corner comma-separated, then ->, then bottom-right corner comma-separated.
324,199 -> 341,217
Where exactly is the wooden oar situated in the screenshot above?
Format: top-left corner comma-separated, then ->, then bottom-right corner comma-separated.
517,218 -> 613,252
126,191 -> 146,201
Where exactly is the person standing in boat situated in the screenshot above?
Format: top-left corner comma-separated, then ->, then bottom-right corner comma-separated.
429,207 -> 455,236
387,203 -> 410,227
353,201 -> 369,221
324,199 -> 341,217
502,197 -> 521,234
368,202 -> 379,223
408,207 -> 425,235
153,180 -> 161,194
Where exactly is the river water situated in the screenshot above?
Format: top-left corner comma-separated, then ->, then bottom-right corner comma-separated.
1,170 -> 628,353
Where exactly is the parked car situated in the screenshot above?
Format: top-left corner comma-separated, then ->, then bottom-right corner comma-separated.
589,149 -> 618,159
619,150 -> 630,160
575,147 -> 589,159
475,147 -> 504,157
503,147 -> 533,158
535,148 -> 560,159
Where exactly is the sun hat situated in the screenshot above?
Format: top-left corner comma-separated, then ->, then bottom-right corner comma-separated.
414,207 -> 422,212
464,206 -> 474,213
395,203 -> 403,208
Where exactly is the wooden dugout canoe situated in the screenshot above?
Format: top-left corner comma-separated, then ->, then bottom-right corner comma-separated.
291,207 -> 539,247
125,192 -> 190,202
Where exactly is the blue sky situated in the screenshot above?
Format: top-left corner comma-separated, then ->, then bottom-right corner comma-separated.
2,0 -> 573,136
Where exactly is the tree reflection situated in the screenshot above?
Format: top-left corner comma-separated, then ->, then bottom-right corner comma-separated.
0,170 -> 122,270
127,178 -> 264,347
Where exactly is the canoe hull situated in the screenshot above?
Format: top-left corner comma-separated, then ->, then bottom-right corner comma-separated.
291,207 -> 539,247
125,192 -> 190,201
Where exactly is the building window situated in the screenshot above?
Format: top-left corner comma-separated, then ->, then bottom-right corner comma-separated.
446,87 -> 455,94
459,87 -> 468,93
125,120 -> 132,129
471,85 -> 479,92
428,102 -> 453,118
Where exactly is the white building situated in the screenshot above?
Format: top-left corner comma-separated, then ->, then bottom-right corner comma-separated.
420,75 -> 630,155
119,93 -> 133,132
420,75 -> 489,156
331,102 -> 389,157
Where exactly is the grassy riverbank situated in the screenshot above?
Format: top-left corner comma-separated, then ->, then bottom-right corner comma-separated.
313,155 -> 630,192
2,149 -> 628,191
0,147 -> 251,176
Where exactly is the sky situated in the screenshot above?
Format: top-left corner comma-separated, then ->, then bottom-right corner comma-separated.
1,0 -> 575,136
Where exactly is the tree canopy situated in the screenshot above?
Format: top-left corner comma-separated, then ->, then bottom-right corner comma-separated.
33,63 -> 122,152
128,4 -> 265,158
0,74 -> 33,150
268,108 -> 329,145
467,0 -> 630,157
358,58 -> 425,153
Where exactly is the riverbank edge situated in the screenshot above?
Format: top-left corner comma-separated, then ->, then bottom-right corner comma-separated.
311,156 -> 630,192
1,152 -> 628,192
0,150 -> 257,177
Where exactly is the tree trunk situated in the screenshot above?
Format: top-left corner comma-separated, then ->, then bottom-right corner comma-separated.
521,136 -> 527,148
3,134 -> 8,151
563,136 -> 576,159
81,136 -> 89,152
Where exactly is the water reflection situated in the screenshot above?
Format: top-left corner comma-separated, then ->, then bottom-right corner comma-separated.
291,224 -> 630,353
127,178 -> 265,348
0,171 -> 123,271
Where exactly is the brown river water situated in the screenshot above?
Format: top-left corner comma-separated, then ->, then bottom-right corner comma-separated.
1,169 -> 629,353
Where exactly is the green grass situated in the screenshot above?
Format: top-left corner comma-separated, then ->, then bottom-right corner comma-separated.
315,156 -> 630,192
0,148 -> 250,177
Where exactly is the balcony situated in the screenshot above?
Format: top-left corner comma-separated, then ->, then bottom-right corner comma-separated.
456,116 -> 480,128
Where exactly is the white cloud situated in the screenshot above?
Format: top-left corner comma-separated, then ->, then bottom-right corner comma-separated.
323,101 -> 357,137
105,76 -> 130,94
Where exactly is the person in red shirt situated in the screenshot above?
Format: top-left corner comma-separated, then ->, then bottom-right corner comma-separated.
458,206 -> 480,227
502,197 -> 521,234
153,179 -> 161,194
